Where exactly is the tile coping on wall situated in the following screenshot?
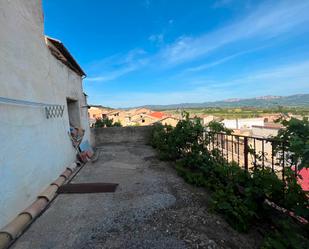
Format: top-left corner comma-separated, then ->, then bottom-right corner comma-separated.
0,162 -> 80,249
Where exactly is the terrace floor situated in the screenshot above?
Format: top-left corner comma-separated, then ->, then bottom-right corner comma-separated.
11,142 -> 261,249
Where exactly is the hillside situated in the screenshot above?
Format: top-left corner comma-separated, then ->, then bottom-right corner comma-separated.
140,94 -> 309,110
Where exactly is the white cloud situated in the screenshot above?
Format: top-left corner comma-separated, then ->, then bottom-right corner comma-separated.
158,1 -> 309,66
240,60 -> 309,82
86,66 -> 137,82
86,49 -> 148,82
186,45 -> 269,72
89,60 -> 309,107
204,60 -> 309,89
149,33 -> 164,44
86,0 -> 309,100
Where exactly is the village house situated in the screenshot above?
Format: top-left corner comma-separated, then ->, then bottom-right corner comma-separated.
129,111 -> 169,126
202,115 -> 217,125
249,124 -> 283,165
252,123 -> 282,138
126,107 -> 152,116
222,117 -> 265,130
156,116 -> 180,127
130,114 -> 158,126
88,105 -> 111,119
88,107 -> 167,127
88,105 -> 111,126
0,0 -> 90,228
148,111 -> 166,119
121,108 -> 152,126
106,109 -> 127,125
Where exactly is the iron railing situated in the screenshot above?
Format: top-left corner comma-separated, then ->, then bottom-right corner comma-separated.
205,131 -> 293,180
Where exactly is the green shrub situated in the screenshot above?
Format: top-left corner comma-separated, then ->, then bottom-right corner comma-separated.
251,168 -> 285,206
150,113 -> 205,161
175,163 -> 206,187
261,218 -> 309,249
282,169 -> 309,219
113,121 -> 122,127
94,117 -> 122,127
170,113 -> 205,160
150,113 -> 308,247
273,117 -> 309,170
150,123 -> 175,160
211,184 -> 257,232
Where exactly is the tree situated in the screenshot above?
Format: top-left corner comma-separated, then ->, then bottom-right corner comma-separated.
94,117 -> 122,128
273,117 -> 309,170
207,120 -> 232,134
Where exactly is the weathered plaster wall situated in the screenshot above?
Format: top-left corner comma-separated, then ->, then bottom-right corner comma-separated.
0,0 -> 90,227
252,126 -> 279,138
92,126 -> 152,146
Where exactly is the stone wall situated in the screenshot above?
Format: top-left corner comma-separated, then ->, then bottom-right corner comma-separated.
92,126 -> 152,146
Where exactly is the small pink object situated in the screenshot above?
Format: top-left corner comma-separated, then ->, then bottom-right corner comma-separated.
298,167 -> 309,192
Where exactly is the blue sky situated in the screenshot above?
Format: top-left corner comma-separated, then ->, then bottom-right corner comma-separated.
43,0 -> 309,108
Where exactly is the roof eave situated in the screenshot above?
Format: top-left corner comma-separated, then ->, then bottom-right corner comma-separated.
45,36 -> 86,77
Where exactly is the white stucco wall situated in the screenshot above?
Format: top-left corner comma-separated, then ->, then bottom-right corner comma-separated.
222,118 -> 264,129
0,0 -> 90,227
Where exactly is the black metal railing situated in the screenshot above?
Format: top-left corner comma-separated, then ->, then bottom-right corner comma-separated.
205,132 -> 293,180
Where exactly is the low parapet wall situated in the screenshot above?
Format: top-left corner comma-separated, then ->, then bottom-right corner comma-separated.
91,126 -> 152,146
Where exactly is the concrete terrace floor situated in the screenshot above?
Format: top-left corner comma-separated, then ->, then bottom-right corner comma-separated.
11,142 -> 261,249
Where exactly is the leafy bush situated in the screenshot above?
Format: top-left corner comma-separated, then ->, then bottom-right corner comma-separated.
150,113 -> 205,161
273,117 -> 309,170
211,185 -> 257,232
113,121 -> 122,127
250,168 -> 285,206
175,163 -> 206,187
150,123 -> 175,160
272,117 -> 309,219
281,169 -> 309,219
170,113 -> 205,160
94,117 -> 122,127
150,112 -> 308,247
261,218 -> 309,249
208,120 -> 232,134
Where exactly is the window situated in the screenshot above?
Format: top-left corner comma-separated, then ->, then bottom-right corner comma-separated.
66,98 -> 81,127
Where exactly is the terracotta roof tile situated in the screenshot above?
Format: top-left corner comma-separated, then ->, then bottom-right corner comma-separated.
0,213 -> 31,239
21,198 -> 48,219
38,185 -> 58,202
51,176 -> 66,188
0,161 -> 82,248
67,162 -> 77,172
149,112 -> 165,119
0,233 -> 11,249
60,169 -> 72,179
45,36 -> 86,76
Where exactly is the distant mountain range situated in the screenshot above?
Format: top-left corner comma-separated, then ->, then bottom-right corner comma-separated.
139,94 -> 309,110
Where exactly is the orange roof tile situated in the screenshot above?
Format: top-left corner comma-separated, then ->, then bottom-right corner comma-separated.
149,112 -> 165,119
